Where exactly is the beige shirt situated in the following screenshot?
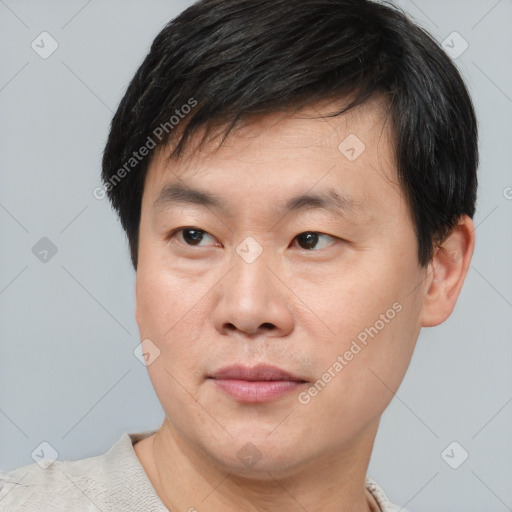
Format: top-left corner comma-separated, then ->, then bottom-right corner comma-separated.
0,431 -> 405,511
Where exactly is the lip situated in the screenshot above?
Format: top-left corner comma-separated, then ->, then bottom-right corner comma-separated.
208,364 -> 307,403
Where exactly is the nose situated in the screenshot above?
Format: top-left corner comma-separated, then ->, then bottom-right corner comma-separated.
211,251 -> 294,339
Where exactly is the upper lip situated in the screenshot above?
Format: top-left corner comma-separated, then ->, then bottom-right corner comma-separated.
209,364 -> 306,382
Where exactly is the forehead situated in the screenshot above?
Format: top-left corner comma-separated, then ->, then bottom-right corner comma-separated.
143,95 -> 400,208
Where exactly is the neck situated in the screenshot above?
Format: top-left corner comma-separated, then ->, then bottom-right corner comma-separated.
135,418 -> 380,512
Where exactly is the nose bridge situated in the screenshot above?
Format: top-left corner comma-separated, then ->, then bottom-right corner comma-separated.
228,247 -> 275,311
212,244 -> 294,336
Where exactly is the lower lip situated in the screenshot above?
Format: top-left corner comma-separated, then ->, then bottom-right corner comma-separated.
212,379 -> 305,403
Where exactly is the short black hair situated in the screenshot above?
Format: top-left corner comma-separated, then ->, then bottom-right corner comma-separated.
102,0 -> 478,269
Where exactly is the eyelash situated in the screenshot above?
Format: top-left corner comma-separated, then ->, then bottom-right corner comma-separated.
169,227 -> 339,251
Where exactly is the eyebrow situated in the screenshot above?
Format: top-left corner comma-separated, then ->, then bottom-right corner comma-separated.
153,183 -> 226,212
284,188 -> 354,215
153,183 -> 356,217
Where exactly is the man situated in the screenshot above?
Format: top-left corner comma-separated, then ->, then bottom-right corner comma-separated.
0,0 -> 477,510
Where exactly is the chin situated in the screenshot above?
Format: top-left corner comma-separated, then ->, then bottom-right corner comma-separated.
211,446 -> 308,479
192,424 -> 316,478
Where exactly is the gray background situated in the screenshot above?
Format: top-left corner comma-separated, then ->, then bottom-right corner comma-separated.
0,1 -> 511,510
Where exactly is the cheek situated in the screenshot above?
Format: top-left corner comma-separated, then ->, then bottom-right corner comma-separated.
136,258 -> 207,333
135,265 -> 211,376
136,270 -> 211,418
294,255 -> 422,409
291,259 -> 402,341
136,273 -> 176,339
297,302 -> 420,440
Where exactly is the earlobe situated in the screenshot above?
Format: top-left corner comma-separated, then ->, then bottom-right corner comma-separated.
419,215 -> 475,327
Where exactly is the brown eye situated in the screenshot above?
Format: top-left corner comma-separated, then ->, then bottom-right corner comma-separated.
173,228 -> 219,247
182,229 -> 206,245
296,232 -> 319,250
295,232 -> 337,250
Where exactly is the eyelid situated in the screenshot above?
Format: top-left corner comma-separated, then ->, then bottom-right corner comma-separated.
293,231 -> 339,250
170,227 -> 221,247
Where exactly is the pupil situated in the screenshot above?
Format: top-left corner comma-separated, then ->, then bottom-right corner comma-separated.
183,229 -> 203,245
299,232 -> 318,250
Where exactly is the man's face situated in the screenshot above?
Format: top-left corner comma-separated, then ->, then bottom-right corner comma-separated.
135,97 -> 428,475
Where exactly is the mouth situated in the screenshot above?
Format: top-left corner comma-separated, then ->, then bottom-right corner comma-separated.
208,364 -> 308,403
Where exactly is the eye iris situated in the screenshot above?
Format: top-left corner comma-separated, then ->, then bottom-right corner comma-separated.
183,229 -> 204,245
298,232 -> 318,250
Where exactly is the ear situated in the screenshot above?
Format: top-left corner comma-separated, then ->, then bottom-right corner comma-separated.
419,215 -> 475,327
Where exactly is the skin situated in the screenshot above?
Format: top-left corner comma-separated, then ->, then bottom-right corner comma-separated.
132,96 -> 475,512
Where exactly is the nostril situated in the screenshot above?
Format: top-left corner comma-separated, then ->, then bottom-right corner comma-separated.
223,322 -> 276,333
